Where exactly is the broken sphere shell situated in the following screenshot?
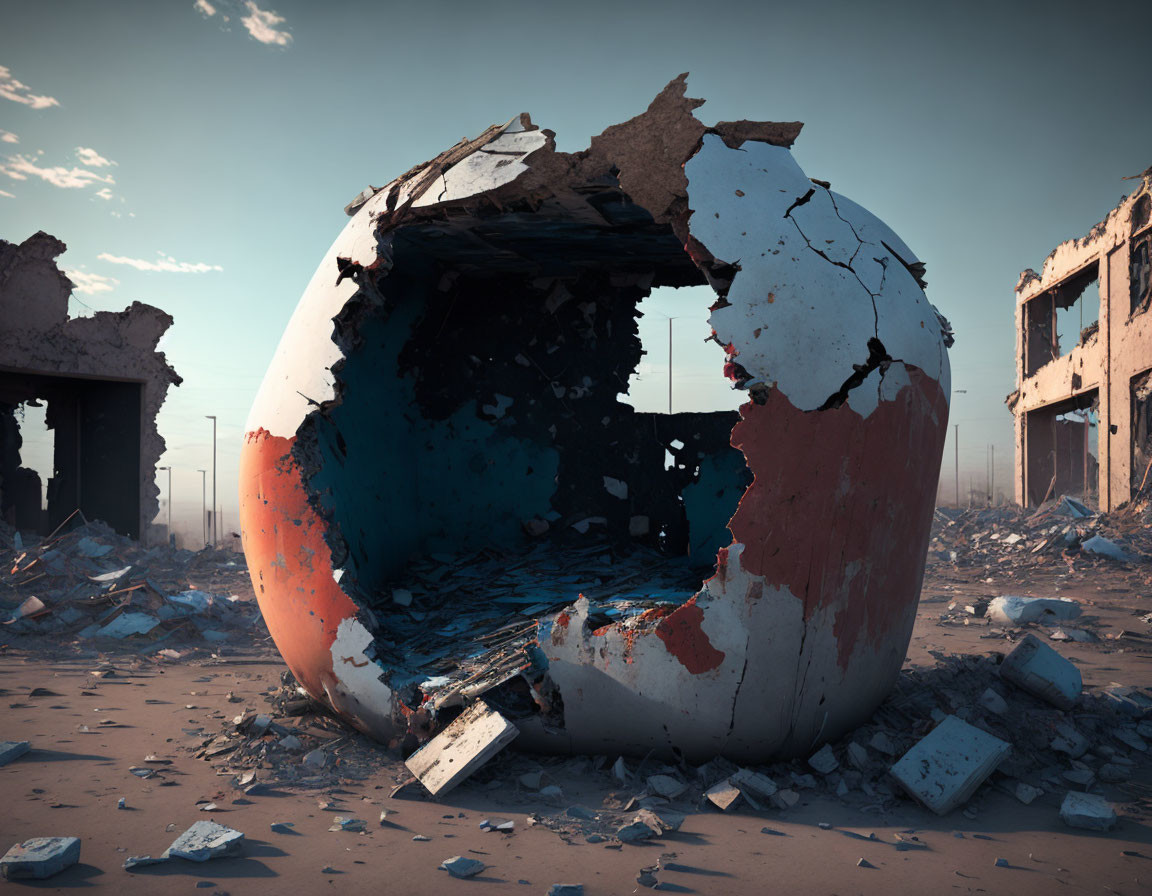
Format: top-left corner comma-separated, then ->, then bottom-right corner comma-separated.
239,76 -> 952,762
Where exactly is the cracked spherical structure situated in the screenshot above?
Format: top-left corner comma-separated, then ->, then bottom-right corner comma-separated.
239,77 -> 952,762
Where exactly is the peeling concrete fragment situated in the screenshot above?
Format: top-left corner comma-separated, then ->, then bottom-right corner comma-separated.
999,634 -> 1082,710
646,774 -> 687,799
1060,792 -> 1117,831
404,701 -> 518,796
889,715 -> 1010,816
729,768 -> 778,800
1,837 -> 81,880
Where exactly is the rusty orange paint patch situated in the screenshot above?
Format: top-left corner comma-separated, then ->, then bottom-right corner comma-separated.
655,598 -> 726,674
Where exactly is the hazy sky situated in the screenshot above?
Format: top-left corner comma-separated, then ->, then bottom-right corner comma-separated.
2,0 -> 1149,536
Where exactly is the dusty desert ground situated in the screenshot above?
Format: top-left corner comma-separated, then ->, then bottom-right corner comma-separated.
2,523 -> 1152,895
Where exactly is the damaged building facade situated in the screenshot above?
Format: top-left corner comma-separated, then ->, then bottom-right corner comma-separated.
0,232 -> 181,540
1011,171 -> 1152,511
240,77 -> 953,763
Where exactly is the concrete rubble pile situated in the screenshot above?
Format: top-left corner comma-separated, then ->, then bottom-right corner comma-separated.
930,494 -> 1152,572
0,517 -> 264,655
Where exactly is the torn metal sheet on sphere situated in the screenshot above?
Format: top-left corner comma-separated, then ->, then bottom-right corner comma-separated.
239,75 -> 953,762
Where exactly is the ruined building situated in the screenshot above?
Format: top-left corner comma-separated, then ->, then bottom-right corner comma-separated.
0,232 -> 181,539
1011,171 -> 1152,510
240,77 -> 953,763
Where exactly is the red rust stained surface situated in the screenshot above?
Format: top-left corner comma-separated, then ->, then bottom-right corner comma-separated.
728,370 -> 949,669
655,597 -> 726,674
239,429 -> 360,701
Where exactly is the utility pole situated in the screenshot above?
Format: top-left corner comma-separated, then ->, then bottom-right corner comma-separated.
205,416 -> 217,547
197,469 -> 207,547
158,465 -> 171,544
954,423 -> 959,507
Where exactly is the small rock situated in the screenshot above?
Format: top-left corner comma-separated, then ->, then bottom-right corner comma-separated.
846,742 -> 871,770
440,856 -> 486,878
565,806 -> 595,820
412,835 -> 431,842
978,688 -> 1008,716
770,789 -> 800,810
279,735 -> 302,751
547,886 -> 584,896
808,744 -> 839,774
117,797 -> 126,810
328,817 -> 366,832
869,732 -> 897,755
1113,729 -> 1148,752
1014,782 -> 1043,805
818,822 -> 833,830
1060,792 -> 1117,831
613,757 -> 629,784
857,858 -> 874,868
994,858 -> 1010,868
269,822 -> 295,833
302,749 -> 327,769
1,837 -> 81,880
705,780 -> 742,811
538,785 -> 564,800
616,819 -> 659,843
163,821 -> 244,861
647,774 -> 687,799
518,771 -> 545,790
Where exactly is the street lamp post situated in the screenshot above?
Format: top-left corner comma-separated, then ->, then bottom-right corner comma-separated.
197,468 -> 207,547
205,416 -> 217,547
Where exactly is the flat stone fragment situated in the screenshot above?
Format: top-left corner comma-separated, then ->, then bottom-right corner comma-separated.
999,634 -> 1082,709
1014,782 -> 1043,805
1,836 -> 81,880
440,855 -> 486,878
405,701 -> 518,796
163,821 -> 245,861
889,715 -> 1011,815
548,886 -> 584,896
978,688 -> 1008,715
705,780 -> 743,811
0,741 -> 30,767
616,819 -> 660,843
1060,792 -> 1117,831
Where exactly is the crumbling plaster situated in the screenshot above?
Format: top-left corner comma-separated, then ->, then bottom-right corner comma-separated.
0,232 -> 182,538
240,77 -> 952,761
1012,173 -> 1152,510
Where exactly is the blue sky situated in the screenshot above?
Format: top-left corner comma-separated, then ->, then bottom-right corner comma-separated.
2,0 -> 1149,536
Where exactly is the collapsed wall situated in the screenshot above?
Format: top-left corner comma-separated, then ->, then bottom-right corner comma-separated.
0,232 -> 181,539
239,76 -> 953,762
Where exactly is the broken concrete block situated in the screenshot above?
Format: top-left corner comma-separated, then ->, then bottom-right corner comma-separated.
1013,782 -> 1043,805
440,855 -> 486,878
163,821 -> 244,861
999,634 -> 1082,709
770,788 -> 800,810
547,886 -> 584,896
869,731 -> 897,755
1049,722 -> 1089,758
404,701 -> 518,796
1050,628 -> 1094,642
889,715 -> 1011,815
808,744 -> 839,774
705,780 -> 743,811
646,774 -> 687,799
1,837 -> 81,880
1060,792 -> 1117,831
1102,686 -> 1152,719
730,768 -> 778,800
0,741 -> 30,767
1113,728 -> 1148,752
987,596 -> 1081,626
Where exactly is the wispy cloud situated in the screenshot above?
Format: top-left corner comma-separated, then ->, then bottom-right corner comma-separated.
193,0 -> 218,16
94,187 -> 114,200
241,1 -> 292,46
0,188 -> 13,198
65,270 -> 119,295
76,146 -> 116,168
97,252 -> 223,274
0,130 -> 17,144
1,152 -> 115,190
0,66 -> 59,109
